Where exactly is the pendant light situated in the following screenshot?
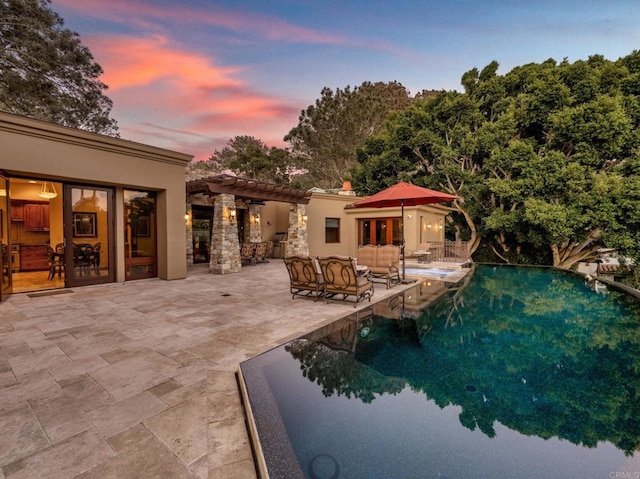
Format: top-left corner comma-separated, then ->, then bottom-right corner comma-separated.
38,181 -> 57,199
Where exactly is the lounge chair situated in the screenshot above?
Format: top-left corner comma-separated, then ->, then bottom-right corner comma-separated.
318,255 -> 374,307
283,255 -> 325,301
356,244 -> 401,288
413,242 -> 432,263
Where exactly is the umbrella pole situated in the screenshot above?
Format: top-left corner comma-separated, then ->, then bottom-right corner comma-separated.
401,200 -> 405,281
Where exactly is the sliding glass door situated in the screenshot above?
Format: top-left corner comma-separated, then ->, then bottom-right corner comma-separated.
64,185 -> 114,287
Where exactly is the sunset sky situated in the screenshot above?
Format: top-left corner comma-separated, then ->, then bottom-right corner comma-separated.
52,0 -> 639,162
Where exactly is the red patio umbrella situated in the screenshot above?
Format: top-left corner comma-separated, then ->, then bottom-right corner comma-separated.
350,181 -> 458,280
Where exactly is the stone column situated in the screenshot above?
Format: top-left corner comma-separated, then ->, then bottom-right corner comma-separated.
248,204 -> 263,243
209,194 -> 242,274
285,204 -> 309,256
185,203 -> 193,267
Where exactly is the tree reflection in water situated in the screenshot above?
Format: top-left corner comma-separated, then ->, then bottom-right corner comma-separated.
286,265 -> 640,456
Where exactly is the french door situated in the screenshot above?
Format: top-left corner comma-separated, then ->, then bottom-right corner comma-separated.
358,218 -> 402,246
63,185 -> 114,287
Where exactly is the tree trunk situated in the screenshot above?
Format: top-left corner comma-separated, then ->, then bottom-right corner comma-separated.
452,202 -> 480,257
551,228 -> 602,269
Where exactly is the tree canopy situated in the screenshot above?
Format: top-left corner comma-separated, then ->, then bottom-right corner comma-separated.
284,81 -> 416,189
353,52 -> 640,270
188,135 -> 294,186
0,0 -> 118,135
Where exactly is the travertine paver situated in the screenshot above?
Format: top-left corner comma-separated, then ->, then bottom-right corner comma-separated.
0,260 -> 463,478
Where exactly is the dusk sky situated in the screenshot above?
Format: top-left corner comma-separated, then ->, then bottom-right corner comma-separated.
52,0 -> 639,162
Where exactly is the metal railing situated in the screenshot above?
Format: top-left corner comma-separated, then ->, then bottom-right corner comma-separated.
410,241 -> 470,263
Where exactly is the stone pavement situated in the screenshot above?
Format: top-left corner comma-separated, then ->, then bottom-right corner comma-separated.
0,261 -> 427,479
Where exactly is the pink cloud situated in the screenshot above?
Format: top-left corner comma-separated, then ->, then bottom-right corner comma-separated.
56,0 -> 349,46
89,34 -> 241,91
78,32 -> 300,160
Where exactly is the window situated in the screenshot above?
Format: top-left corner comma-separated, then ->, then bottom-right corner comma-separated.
325,218 -> 340,243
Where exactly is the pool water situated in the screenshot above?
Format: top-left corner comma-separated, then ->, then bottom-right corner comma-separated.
403,267 -> 457,278
240,265 -> 640,478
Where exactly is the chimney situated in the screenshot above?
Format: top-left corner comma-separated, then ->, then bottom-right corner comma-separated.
339,180 -> 356,196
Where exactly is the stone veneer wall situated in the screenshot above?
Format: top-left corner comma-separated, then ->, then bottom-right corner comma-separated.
285,203 -> 309,256
185,203 -> 193,267
209,194 -> 242,274
248,204 -> 263,243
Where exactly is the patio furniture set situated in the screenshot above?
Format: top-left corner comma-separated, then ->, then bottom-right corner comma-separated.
45,242 -> 102,280
240,241 -> 271,265
283,244 -> 401,308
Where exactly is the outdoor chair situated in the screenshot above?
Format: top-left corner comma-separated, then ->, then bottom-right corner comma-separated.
318,255 -> 374,307
254,241 -> 268,263
413,242 -> 432,263
240,242 -> 256,265
356,244 -> 401,288
283,255 -> 325,302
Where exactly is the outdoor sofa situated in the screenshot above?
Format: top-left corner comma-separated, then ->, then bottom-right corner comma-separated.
356,244 -> 401,288
284,255 -> 374,307
317,255 -> 374,307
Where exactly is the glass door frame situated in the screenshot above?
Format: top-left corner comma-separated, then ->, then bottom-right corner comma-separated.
63,184 -> 115,287
0,172 -> 10,300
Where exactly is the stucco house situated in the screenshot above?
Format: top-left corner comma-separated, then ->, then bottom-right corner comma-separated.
0,112 -> 192,300
0,111 -> 453,300
185,177 -> 452,273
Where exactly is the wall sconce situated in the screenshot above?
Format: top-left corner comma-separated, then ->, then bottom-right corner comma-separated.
229,207 -> 237,223
301,214 -> 308,225
184,213 -> 190,223
253,213 -> 261,225
427,222 -> 432,229
38,181 -> 57,199
438,221 -> 443,230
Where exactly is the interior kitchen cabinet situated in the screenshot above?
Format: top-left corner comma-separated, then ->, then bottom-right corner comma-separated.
11,200 -> 50,232
10,200 -> 25,221
20,244 -> 49,271
24,203 -> 50,232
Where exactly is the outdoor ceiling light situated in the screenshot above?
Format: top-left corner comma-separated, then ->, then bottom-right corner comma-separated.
38,181 -> 57,199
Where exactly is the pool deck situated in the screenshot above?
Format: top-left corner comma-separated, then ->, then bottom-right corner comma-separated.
0,260 -> 468,479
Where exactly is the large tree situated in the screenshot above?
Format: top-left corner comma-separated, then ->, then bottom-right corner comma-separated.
190,135 -> 294,185
285,81 -> 414,189
0,0 -> 118,135
354,53 -> 640,270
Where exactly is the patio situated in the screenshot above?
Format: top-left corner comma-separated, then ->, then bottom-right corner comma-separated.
0,259 -> 467,478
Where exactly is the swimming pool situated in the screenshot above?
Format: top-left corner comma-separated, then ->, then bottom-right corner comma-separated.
239,265 -> 640,478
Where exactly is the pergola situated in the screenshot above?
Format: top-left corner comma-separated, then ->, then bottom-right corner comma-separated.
186,174 -> 311,204
186,174 -> 311,274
